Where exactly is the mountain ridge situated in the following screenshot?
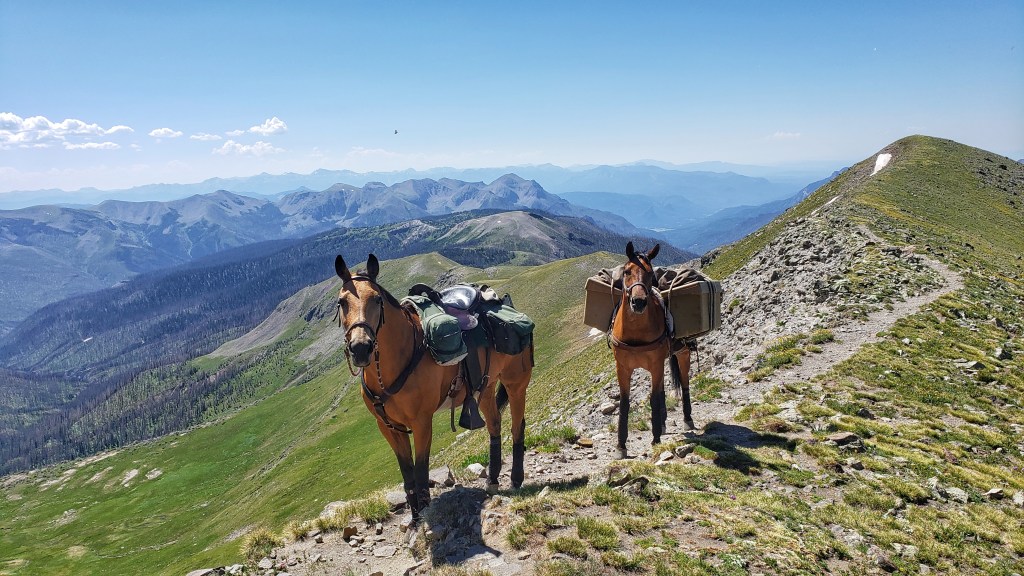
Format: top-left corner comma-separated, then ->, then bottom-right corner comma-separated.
5,135 -> 1021,576
0,209 -> 691,474
0,163 -> 834,209
0,175 -> 642,333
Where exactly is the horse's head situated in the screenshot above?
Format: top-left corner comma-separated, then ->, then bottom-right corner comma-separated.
334,253 -> 386,367
622,241 -> 660,314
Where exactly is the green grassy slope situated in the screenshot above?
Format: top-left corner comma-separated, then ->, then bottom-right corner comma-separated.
687,135 -> 1024,573
7,135 -> 1021,575
0,250 -> 622,576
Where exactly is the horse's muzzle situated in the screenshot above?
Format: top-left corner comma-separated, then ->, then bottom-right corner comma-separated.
349,340 -> 374,367
629,297 -> 648,313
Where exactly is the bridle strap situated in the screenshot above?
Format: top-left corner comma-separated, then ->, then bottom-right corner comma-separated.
623,280 -> 650,298
359,314 -> 424,435
609,331 -> 670,352
338,276 -> 422,435
608,258 -> 668,350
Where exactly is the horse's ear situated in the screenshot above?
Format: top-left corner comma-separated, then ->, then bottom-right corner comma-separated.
625,241 -> 636,261
647,244 -> 660,262
366,254 -> 379,281
335,255 -> 352,284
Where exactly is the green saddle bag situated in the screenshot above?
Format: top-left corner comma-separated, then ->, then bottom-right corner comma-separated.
402,295 -> 468,366
483,303 -> 535,355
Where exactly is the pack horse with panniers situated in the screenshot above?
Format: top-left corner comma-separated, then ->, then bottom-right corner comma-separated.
584,242 -> 722,457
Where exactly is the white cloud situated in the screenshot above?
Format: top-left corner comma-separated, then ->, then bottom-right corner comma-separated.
63,141 -> 120,150
1,112 -> 134,149
190,132 -> 222,141
248,116 -> 288,136
227,117 -> 288,137
105,125 -> 134,135
767,131 -> 802,141
148,127 -> 183,138
213,140 -> 284,156
0,113 -> 21,131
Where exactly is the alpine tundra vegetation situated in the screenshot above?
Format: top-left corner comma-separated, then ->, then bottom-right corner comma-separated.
1,136 -> 1023,575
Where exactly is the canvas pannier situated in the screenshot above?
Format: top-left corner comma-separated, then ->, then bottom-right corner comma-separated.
583,276 -> 621,330
662,278 -> 722,339
484,304 -> 535,355
582,265 -> 722,339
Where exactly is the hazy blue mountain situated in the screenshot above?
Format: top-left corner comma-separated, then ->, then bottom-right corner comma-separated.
0,175 -> 641,332
630,159 -> 840,185
0,191 -> 294,332
274,173 -> 642,232
0,163 -> 834,209
543,165 -> 796,213
556,191 -> 705,231
659,172 -> 841,253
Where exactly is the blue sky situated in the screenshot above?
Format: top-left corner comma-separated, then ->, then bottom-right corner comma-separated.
1,1 -> 1022,193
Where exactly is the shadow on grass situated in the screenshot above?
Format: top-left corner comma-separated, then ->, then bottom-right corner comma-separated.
423,477 -> 588,567
685,420 -> 797,475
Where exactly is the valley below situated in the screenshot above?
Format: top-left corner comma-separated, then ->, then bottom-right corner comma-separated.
2,136 -> 1023,576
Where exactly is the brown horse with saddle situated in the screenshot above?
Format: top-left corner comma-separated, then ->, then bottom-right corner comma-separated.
334,254 -> 534,520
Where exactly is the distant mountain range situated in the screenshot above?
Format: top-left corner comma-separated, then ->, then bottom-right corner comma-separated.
659,172 -> 841,253
0,162 -> 828,210
0,209 -> 688,471
0,209 -> 688,379
0,175 -> 642,334
1,163 -> 839,334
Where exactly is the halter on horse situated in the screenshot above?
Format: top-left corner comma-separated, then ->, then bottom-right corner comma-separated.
609,242 -> 695,458
334,254 -> 534,520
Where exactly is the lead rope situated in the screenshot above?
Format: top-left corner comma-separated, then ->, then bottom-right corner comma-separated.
688,338 -> 700,374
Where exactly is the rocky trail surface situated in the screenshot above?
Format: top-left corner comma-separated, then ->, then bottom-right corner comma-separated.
189,200 -> 971,576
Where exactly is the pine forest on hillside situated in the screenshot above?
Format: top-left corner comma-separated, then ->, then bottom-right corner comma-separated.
1,137 -> 1022,576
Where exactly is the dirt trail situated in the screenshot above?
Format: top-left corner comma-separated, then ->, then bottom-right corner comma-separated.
226,212 -> 966,573
699,224 -> 963,424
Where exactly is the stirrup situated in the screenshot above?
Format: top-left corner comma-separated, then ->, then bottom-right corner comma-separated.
458,394 -> 485,430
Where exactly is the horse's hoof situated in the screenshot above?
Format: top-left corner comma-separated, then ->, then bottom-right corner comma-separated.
684,419 -> 696,431
616,446 -> 628,460
486,482 -> 500,495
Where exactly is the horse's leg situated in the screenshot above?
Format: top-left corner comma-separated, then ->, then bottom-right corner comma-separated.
650,359 -> 667,445
615,359 -> 633,459
675,347 -> 695,430
376,420 -> 418,514
410,420 -> 434,519
478,377 -> 504,493
500,363 -> 531,489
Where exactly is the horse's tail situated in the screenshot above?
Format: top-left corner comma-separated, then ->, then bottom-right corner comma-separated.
668,353 -> 684,399
496,382 -> 509,413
